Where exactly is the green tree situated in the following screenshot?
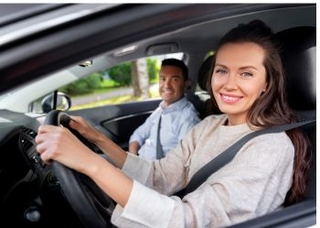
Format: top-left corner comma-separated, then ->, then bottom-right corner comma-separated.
107,58 -> 159,86
61,58 -> 160,96
147,58 -> 159,82
108,62 -> 132,86
60,73 -> 102,95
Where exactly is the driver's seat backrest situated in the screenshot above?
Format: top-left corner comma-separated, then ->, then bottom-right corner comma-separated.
276,26 -> 316,199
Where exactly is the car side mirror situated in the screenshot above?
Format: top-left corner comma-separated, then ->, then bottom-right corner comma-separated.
41,92 -> 71,113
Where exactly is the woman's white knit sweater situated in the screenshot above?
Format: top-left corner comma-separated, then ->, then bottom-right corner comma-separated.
112,114 -> 294,228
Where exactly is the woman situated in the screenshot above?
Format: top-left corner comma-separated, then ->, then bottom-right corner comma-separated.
36,20 -> 310,227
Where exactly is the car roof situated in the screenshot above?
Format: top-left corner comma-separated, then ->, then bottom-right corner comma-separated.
0,3 -> 315,94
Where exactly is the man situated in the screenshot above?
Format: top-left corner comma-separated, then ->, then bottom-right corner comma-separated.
129,58 -> 201,160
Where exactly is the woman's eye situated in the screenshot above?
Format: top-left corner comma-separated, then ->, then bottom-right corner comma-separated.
215,69 -> 227,74
241,72 -> 253,77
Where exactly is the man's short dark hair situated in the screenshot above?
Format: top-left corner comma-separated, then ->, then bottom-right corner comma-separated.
161,58 -> 188,81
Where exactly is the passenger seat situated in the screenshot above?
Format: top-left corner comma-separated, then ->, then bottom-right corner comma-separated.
187,54 -> 222,119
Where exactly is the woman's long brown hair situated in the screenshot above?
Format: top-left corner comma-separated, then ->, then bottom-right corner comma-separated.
207,20 -> 311,206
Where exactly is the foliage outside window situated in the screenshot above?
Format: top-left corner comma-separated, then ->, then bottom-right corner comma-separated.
58,53 -> 183,111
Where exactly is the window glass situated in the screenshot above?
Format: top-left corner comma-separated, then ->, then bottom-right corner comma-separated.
61,53 -> 183,111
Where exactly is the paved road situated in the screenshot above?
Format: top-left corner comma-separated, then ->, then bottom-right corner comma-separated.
71,87 -> 134,106
71,84 -> 158,106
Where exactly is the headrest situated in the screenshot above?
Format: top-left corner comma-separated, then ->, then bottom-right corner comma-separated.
198,55 -> 214,91
276,26 -> 316,111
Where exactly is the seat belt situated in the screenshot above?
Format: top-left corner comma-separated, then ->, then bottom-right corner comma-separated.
176,119 -> 315,197
156,114 -> 164,159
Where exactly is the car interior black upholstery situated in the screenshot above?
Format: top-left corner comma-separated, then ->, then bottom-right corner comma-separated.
277,26 -> 316,199
187,54 -> 221,119
228,26 -> 316,227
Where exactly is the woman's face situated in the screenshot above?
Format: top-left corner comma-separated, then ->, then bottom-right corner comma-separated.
211,42 -> 268,125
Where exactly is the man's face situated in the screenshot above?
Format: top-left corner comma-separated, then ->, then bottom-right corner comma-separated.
159,65 -> 187,107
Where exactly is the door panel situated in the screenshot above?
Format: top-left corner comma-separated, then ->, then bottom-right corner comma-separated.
68,98 -> 161,150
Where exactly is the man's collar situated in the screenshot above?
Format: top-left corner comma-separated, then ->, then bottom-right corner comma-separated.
160,96 -> 188,113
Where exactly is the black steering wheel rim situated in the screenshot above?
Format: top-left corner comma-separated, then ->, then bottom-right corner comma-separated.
45,110 -> 115,228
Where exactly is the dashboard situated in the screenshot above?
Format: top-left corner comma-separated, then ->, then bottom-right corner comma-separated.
0,109 -> 82,227
0,110 -> 41,198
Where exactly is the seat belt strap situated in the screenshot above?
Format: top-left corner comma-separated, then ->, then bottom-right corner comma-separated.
156,114 -> 164,159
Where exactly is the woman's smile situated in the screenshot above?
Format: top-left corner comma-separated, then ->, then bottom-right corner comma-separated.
220,93 -> 243,104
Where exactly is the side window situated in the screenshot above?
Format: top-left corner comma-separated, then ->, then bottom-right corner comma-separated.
60,53 -> 183,111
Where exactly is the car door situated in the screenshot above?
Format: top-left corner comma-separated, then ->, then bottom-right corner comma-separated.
68,99 -> 161,150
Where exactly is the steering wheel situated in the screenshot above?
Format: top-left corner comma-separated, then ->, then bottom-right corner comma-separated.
44,110 -> 116,228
